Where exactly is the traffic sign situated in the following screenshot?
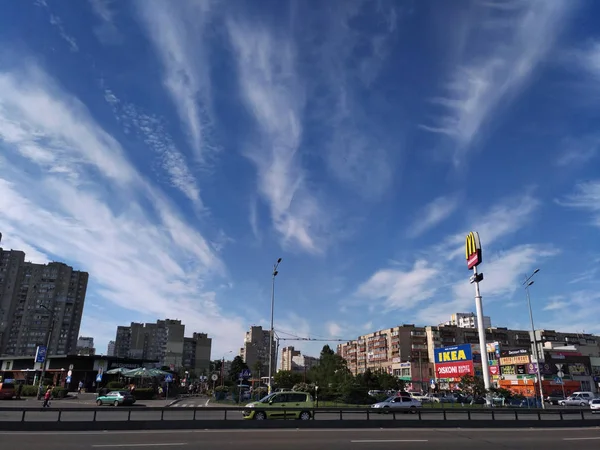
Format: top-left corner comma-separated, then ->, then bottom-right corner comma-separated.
66,376 -> 71,384
69,364 -> 74,371
96,373 -> 103,383
430,379 -> 436,387
211,374 -> 218,381
553,377 -> 563,385
165,374 -> 173,383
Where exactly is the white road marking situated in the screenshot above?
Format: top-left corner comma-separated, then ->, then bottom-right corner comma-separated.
92,444 -> 187,448
351,440 -> 428,443
563,437 -> 600,441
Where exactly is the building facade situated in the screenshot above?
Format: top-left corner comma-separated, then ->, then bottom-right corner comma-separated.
76,336 -> 95,356
280,346 -> 319,372
107,340 -> 115,357
0,243 -> 88,358
182,332 -> 212,375
445,312 -> 491,329
240,326 -> 276,371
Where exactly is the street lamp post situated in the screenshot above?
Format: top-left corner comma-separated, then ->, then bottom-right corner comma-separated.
37,304 -> 55,398
524,269 -> 545,410
268,258 -> 282,395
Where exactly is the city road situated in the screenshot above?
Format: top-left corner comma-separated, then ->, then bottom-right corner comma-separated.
0,428 -> 599,450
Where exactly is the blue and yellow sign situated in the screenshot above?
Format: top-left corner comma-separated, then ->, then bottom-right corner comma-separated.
434,344 -> 473,364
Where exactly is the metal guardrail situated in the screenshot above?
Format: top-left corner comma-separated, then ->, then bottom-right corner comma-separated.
0,406 -> 596,423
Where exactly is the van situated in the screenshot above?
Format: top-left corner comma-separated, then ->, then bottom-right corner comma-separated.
0,381 -> 15,400
571,391 -> 596,400
242,391 -> 314,420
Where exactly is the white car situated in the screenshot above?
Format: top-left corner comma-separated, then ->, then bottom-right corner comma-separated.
590,398 -> 600,414
371,396 -> 422,413
559,395 -> 590,407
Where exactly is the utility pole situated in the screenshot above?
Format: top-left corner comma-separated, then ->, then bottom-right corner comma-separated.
524,269 -> 545,409
37,304 -> 55,398
267,258 -> 282,395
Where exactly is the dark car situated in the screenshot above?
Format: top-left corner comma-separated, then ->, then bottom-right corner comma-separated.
545,394 -> 566,405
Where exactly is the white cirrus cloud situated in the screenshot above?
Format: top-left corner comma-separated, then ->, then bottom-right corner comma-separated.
409,195 -> 460,238
355,260 -> 440,311
0,63 -> 243,356
422,0 -> 573,154
135,0 -> 218,162
555,135 -> 600,167
557,181 -> 600,227
226,19 -> 331,254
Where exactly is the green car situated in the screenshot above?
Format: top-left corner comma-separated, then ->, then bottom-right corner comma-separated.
242,391 -> 314,420
96,390 -> 136,406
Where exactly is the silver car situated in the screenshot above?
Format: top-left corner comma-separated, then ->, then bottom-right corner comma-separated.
590,398 -> 600,414
371,396 -> 422,413
559,395 -> 591,407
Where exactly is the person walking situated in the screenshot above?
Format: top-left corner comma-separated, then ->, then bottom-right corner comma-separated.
78,380 -> 84,394
42,387 -> 52,408
15,383 -> 23,400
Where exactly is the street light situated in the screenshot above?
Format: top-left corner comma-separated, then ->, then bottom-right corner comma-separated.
523,269 -> 545,409
268,258 -> 282,394
37,304 -> 55,398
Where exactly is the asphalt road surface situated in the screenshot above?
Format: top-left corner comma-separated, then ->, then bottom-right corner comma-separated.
1,428 -> 599,450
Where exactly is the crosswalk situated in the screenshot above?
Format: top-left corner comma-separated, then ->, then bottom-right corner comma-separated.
171,399 -> 210,408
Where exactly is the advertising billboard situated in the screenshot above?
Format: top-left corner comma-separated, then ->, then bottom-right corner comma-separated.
434,344 -> 474,381
465,231 -> 482,270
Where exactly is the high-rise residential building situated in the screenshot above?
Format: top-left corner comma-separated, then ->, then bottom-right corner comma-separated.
445,312 -> 492,329
107,340 -> 116,357
113,319 -> 185,367
240,325 -> 276,371
182,332 -> 212,375
280,346 -> 319,372
76,336 -> 95,356
0,241 -> 88,357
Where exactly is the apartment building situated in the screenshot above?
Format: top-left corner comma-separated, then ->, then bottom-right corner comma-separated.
182,332 -> 212,374
76,336 -> 95,356
338,324 -> 430,376
445,312 -> 491,329
107,340 -> 115,357
532,330 -> 600,362
240,326 -> 276,371
0,243 -> 88,357
113,319 -> 185,368
280,346 -> 319,372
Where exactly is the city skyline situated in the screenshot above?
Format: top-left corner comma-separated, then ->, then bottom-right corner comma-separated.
1,1 -> 600,359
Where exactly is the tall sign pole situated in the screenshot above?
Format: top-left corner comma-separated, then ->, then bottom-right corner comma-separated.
465,232 -> 492,403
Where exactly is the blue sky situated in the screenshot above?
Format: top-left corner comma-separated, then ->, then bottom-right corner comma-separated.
1,0 -> 600,359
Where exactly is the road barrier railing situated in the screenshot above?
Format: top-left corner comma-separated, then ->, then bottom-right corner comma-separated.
0,406 -> 598,431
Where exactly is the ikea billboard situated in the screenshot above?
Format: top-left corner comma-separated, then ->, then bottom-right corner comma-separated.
434,344 -> 475,380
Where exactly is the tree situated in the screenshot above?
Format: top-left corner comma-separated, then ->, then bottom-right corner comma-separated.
210,360 -> 223,373
273,370 -> 303,389
309,345 -> 351,387
228,356 -> 249,383
458,375 -> 486,397
376,371 -> 404,391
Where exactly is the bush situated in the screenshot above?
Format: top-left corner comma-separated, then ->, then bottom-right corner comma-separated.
132,388 -> 155,400
215,385 -> 230,392
106,382 -> 125,389
20,385 -> 39,397
52,387 -> 68,398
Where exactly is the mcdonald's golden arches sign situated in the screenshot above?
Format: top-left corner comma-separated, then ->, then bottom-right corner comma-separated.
465,231 -> 482,270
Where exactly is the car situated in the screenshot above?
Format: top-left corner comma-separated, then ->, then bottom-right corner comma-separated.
0,381 -> 15,400
558,395 -> 590,407
242,391 -> 314,421
545,394 -> 566,405
590,398 -> 600,414
371,396 -> 422,413
96,390 -> 136,406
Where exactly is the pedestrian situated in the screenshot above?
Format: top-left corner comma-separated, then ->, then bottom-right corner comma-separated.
42,387 -> 52,408
16,383 -> 22,400
78,380 -> 83,394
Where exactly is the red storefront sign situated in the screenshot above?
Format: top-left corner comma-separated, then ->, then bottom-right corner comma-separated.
435,361 -> 474,378
489,365 -> 500,375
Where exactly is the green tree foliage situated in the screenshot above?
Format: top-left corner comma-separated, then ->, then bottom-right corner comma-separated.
273,370 -> 304,389
309,345 -> 351,387
458,375 -> 486,397
228,356 -> 249,383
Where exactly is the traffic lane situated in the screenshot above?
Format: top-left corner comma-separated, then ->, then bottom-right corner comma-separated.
0,428 -> 599,450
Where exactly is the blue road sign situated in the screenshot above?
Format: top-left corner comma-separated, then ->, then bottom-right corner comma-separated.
96,373 -> 103,382
35,346 -> 47,363
165,374 -> 173,383
430,378 -> 436,386
66,376 -> 72,384
553,376 -> 563,385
